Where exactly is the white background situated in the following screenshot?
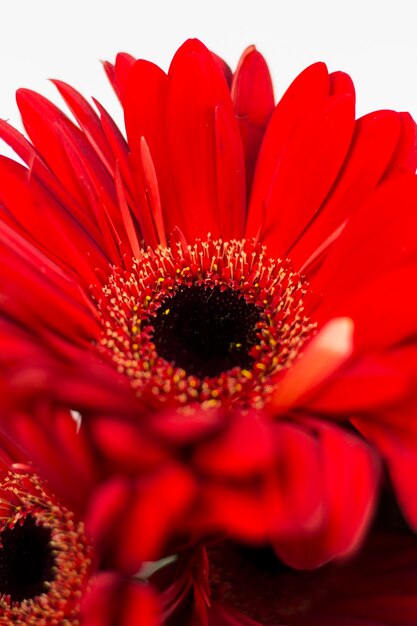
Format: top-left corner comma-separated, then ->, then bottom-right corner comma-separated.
0,0 -> 416,146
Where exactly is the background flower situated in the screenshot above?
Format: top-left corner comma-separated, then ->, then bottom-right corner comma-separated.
0,440 -> 92,623
0,432 -> 162,625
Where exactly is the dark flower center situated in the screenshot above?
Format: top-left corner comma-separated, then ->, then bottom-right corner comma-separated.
151,286 -> 262,378
97,239 -> 315,407
0,515 -> 55,602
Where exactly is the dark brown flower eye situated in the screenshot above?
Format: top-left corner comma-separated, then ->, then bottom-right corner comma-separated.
151,285 -> 262,378
0,515 -> 55,602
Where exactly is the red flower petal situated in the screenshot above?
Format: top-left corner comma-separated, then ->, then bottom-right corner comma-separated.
0,119 -> 102,235
386,111 -> 417,175
0,221 -> 98,342
248,92 -> 355,256
114,466 -> 196,570
17,89 -> 110,215
353,415 -> 417,530
82,572 -> 160,626
304,352 -> 411,415
2,411 -> 97,514
231,45 -> 274,193
290,110 -> 402,272
166,39 -> 243,240
124,59 -> 168,163
124,59 -> 170,246
274,420 -> 380,569
329,70 -> 356,98
194,420 -> 322,542
214,103 -> 246,238
246,61 -> 330,238
88,415 -> 167,473
103,51 -> 136,103
193,410 -> 275,478
312,175 -> 417,334
85,477 -> 133,560
52,79 -> 115,172
0,155 -> 106,282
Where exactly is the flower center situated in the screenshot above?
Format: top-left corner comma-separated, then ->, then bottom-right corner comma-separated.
0,515 -> 55,602
96,238 -> 315,408
0,469 -> 92,624
152,285 -> 261,378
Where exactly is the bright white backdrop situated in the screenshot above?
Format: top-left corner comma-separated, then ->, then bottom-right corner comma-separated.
0,0 -> 416,144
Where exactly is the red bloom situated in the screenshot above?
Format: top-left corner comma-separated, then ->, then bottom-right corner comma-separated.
0,38 -> 417,622
0,434 -> 161,625
0,442 -> 92,623
1,39 -> 416,418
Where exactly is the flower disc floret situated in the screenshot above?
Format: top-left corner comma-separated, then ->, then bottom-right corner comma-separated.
0,469 -> 92,625
97,238 -> 315,408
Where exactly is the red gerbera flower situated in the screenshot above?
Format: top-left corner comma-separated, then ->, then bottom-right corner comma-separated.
0,440 -> 92,623
1,38 -> 417,623
0,433 -> 161,625
1,38 -> 416,416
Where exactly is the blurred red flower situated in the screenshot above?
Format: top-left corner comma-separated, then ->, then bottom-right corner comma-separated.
0,435 -> 161,625
1,405 -> 379,574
